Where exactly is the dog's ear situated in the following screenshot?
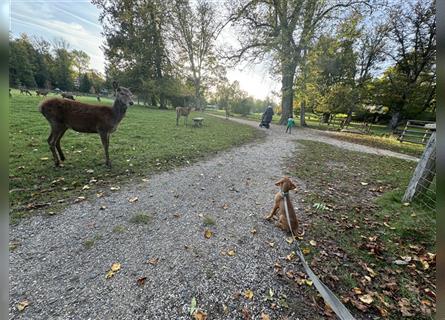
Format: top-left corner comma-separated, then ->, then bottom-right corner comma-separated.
275,177 -> 285,186
290,181 -> 297,190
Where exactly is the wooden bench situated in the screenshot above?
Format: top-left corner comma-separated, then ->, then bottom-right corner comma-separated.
192,117 -> 204,127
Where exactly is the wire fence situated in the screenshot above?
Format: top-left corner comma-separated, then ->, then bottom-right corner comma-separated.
402,131 -> 436,211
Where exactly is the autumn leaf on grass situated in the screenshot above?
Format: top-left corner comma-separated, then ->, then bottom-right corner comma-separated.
302,248 -> 311,255
383,222 -> 395,230
136,277 -> 147,286
359,294 -> 374,305
304,279 -> 313,286
16,300 -> 29,312
204,229 -> 213,239
309,240 -> 317,246
147,257 -> 159,265
128,196 -> 138,203
244,289 -> 254,300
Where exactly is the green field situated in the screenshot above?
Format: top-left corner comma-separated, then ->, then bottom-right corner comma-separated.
9,90 -> 261,222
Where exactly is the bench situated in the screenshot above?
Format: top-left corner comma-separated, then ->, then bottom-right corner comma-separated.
192,117 -> 204,127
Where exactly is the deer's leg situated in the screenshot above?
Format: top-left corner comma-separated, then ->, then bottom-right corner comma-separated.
176,113 -> 179,126
99,131 -> 111,168
47,126 -> 62,167
55,127 -> 68,161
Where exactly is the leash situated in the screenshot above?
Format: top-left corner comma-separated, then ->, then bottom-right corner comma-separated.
282,192 -> 356,320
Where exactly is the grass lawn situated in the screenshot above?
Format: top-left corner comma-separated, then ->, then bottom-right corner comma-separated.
9,90 -> 262,223
288,140 -> 435,319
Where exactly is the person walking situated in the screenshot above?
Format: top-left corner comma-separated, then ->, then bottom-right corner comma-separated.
285,116 -> 295,134
259,105 -> 274,129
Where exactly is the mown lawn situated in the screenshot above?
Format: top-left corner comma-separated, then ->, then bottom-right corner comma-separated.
9,90 -> 262,223
288,140 -> 435,319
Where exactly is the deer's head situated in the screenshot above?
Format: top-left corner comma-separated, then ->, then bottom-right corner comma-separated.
113,81 -> 134,107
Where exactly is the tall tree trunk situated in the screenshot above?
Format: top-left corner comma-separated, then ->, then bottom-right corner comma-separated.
389,111 -> 401,131
279,62 -> 296,125
300,100 -> 307,127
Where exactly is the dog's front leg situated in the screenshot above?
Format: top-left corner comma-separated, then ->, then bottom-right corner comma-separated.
265,200 -> 280,220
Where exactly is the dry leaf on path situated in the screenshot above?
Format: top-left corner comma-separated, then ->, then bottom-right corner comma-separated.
359,294 -> 374,305
136,277 -> 147,286
147,258 -> 159,265
309,240 -> 317,246
193,310 -> 207,320
244,289 -> 254,300
128,196 -> 138,203
16,300 -> 29,312
204,229 -> 213,239
110,186 -> 120,191
227,249 -> 236,256
260,313 -> 270,320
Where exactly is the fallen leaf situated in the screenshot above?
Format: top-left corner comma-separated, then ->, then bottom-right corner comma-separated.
399,298 -> 413,316
222,303 -> 229,315
111,263 -> 121,272
193,310 -> 207,320
309,240 -> 317,246
360,182 -> 368,186
189,297 -> 197,315
285,237 -> 294,244
222,203 -> 229,210
302,248 -> 311,255
142,178 -> 149,182
128,196 -> 138,203
147,257 -> 159,265
86,169 -> 94,174
286,251 -> 296,261
268,241 -> 275,247
82,185 -> 90,190
227,249 -> 236,256
204,229 -> 213,239
40,157 -> 49,161
16,300 -> 29,311
304,279 -> 313,286
359,294 -> 373,305
99,205 -> 107,210
383,222 -> 396,230
136,277 -> 147,286
110,186 -> 120,191
105,270 -> 115,279
353,287 -> 362,295
244,289 -> 254,300
260,312 -> 270,320
251,228 -> 257,235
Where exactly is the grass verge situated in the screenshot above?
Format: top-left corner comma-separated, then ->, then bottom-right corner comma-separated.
289,140 -> 435,319
9,91 -> 262,223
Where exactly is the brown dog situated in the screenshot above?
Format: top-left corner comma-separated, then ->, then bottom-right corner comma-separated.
265,177 -> 301,236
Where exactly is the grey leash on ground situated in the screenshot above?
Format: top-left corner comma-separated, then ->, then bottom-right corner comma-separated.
282,193 -> 356,320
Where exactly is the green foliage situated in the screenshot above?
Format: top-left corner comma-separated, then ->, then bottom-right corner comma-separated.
79,73 -> 92,93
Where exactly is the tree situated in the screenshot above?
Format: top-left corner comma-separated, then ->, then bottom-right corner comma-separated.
169,0 -> 222,110
94,0 -> 172,108
383,0 -> 436,130
79,73 -> 92,93
72,50 -> 91,81
226,0 -> 372,124
9,34 -> 37,87
51,47 -> 74,91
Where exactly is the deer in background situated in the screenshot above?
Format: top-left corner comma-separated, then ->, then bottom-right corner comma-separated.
39,81 -> 133,168
19,87 -> 32,96
36,89 -> 49,97
61,92 -> 75,100
176,106 -> 193,126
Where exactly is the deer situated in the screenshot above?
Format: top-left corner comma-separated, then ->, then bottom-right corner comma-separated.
19,87 -> 32,96
61,92 -> 75,100
176,106 -> 193,126
39,81 -> 133,168
36,89 -> 49,97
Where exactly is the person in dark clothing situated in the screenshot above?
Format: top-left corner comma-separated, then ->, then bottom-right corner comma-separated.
259,106 -> 274,129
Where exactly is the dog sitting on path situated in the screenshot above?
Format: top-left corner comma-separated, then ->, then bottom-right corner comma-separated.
265,176 -> 303,236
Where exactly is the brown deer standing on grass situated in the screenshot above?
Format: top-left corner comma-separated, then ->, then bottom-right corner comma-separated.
176,106 -> 193,126
61,92 -> 75,100
36,89 -> 49,97
19,87 -> 32,96
39,81 -> 133,168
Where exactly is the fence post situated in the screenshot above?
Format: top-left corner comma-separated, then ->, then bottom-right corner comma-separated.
402,131 -> 436,202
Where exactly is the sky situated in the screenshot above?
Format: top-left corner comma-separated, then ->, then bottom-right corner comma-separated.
9,0 -> 279,100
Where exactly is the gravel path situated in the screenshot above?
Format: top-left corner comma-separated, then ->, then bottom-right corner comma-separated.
9,118 -> 416,320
